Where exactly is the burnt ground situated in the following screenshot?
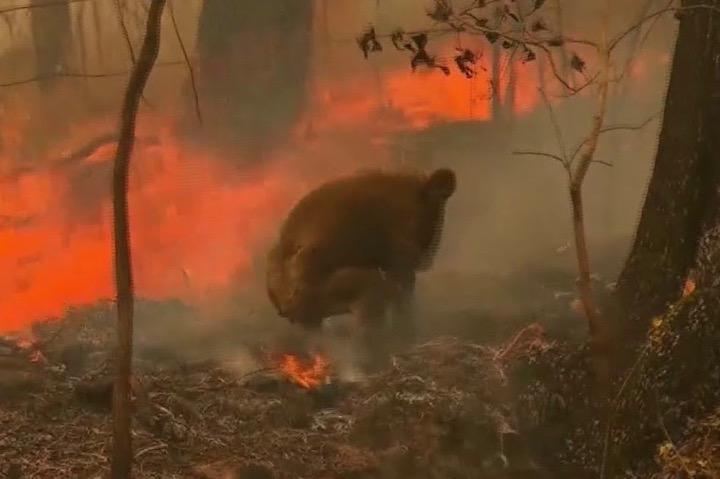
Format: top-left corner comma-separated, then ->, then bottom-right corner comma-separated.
0,259 -> 587,479
2,242 -> 719,479
0,326 -> 549,479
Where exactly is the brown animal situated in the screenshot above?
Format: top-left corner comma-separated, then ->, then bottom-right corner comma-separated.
266,168 -> 456,360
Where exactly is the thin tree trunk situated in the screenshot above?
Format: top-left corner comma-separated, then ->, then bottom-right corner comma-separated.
570,41 -> 611,389
111,1 -> 166,477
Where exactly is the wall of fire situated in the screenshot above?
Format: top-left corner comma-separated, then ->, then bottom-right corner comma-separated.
0,0 -> 676,332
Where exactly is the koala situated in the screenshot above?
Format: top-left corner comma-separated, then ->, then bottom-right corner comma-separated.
266,168 -> 456,365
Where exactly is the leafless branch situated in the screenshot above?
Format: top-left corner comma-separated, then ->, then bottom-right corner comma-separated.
114,0 -> 137,64
570,57 -> 609,186
556,72 -> 600,98
0,61 -> 185,88
616,0 -> 668,86
513,150 -> 569,170
168,0 -> 202,124
539,87 -> 569,163
599,344 -> 651,479
113,0 -> 154,107
655,391 -> 694,477
609,3 -> 720,52
569,112 -> 660,161
0,0 -> 92,15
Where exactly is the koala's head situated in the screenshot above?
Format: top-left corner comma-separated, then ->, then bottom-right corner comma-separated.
422,168 -> 456,203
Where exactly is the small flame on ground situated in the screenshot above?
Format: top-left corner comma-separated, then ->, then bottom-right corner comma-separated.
15,338 -> 34,350
28,350 -> 46,364
278,353 -> 331,389
683,278 -> 696,297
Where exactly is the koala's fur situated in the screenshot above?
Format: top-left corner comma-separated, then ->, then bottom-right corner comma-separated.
266,168 -> 456,357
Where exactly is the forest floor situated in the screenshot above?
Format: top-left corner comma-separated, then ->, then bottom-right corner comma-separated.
0,318 -> 550,479
1,259 -> 718,479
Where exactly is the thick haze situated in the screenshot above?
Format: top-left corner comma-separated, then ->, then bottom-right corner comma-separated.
0,0 -> 677,335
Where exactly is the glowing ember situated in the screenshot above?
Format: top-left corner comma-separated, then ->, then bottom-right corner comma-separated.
14,338 -> 34,350
683,278 -> 696,297
278,353 -> 331,389
28,350 -> 46,364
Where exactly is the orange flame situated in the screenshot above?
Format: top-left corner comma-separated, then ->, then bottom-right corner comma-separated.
278,353 -> 331,389
683,278 -> 696,297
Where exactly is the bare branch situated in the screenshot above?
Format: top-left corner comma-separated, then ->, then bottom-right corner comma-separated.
556,72 -> 599,98
0,61 -> 185,88
616,0 -> 668,86
0,0 -> 91,16
113,0 -> 154,108
114,0 -> 137,64
168,0 -> 202,124
570,54 -> 610,188
569,112 -> 660,160
513,150 -> 569,171
539,87 -> 569,162
609,4 -> 720,52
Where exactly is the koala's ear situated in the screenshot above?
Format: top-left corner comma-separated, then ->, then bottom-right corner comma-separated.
423,168 -> 456,200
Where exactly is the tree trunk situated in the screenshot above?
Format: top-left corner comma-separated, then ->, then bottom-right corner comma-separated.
30,0 -> 72,89
111,1 -> 166,477
195,0 -> 314,159
615,0 -> 720,333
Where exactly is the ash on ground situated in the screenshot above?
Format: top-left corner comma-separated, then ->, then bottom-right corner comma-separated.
0,302 -> 552,479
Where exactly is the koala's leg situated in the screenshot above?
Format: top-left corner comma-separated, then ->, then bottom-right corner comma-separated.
353,285 -> 391,372
324,267 -> 394,371
388,271 -> 417,348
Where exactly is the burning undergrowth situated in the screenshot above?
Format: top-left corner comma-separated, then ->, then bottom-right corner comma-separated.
0,298 -> 555,479
5,285 -> 717,478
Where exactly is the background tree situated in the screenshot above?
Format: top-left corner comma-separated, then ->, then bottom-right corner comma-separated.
30,0 -> 72,90
111,1 -> 166,477
195,0 -> 314,159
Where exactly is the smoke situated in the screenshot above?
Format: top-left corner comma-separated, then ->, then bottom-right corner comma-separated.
0,0 -> 678,365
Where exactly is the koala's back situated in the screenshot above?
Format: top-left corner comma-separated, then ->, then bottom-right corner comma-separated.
277,171 -> 426,267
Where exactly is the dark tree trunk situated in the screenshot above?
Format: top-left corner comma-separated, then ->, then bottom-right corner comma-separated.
111,1 -> 166,477
195,0 -> 314,158
615,0 -> 720,333
30,0 -> 72,89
